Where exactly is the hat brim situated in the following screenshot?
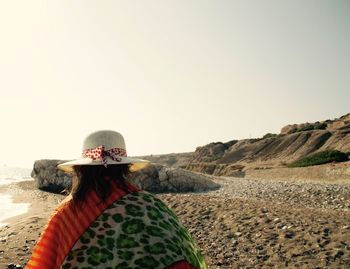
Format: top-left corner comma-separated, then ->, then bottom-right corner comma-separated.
57,157 -> 149,173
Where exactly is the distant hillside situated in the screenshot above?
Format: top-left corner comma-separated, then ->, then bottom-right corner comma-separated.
140,113 -> 350,177
186,113 -> 350,176
136,152 -> 194,169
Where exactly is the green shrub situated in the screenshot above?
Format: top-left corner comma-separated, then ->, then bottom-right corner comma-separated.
298,124 -> 314,132
313,122 -> 327,130
288,150 -> 348,168
288,128 -> 298,134
288,122 -> 328,134
263,133 -> 278,139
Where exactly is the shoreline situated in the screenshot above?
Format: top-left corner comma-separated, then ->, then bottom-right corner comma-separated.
0,178 -> 350,268
0,194 -> 30,228
0,180 -> 64,225
0,181 -> 65,268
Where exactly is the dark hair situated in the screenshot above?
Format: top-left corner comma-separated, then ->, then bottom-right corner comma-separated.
71,164 -> 130,204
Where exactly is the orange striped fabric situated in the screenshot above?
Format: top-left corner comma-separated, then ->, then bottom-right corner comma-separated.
26,182 -> 139,269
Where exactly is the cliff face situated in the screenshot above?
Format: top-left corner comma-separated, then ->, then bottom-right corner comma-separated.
185,113 -> 350,176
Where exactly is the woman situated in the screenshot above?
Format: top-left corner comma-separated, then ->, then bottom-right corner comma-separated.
26,130 -> 207,269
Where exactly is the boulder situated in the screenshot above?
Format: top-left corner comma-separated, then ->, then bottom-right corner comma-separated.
129,164 -> 220,192
31,159 -> 72,193
31,160 -> 220,194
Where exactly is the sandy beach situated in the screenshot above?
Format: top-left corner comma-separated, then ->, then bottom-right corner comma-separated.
0,178 -> 349,269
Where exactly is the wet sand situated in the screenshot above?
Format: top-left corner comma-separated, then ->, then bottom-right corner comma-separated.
0,181 -> 65,268
0,178 -> 349,268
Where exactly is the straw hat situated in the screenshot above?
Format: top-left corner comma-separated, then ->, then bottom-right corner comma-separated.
57,130 -> 149,173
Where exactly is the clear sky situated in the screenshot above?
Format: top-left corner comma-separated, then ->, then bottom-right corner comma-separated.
0,0 -> 349,168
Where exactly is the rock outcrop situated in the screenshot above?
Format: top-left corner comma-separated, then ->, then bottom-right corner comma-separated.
280,113 -> 350,134
128,164 -> 220,192
190,141 -> 237,163
31,160 -> 220,193
31,159 -> 72,193
185,113 -> 350,176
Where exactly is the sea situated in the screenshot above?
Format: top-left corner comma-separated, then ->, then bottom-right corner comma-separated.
0,166 -> 33,227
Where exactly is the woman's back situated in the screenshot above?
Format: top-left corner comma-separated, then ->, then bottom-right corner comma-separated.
61,189 -> 206,269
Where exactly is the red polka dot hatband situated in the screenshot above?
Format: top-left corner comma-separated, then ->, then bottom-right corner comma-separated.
57,130 -> 149,173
